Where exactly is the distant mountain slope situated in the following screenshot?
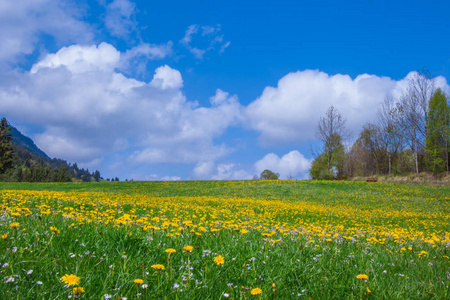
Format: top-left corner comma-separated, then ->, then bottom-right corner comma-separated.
10,126 -> 50,159
1,122 -> 106,182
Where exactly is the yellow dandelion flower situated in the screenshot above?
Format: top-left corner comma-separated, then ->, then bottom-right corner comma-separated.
366,287 -> 371,293
151,264 -> 165,270
134,278 -> 143,284
214,255 -> 225,265
61,274 -> 80,286
71,287 -> 85,295
183,245 -> 193,252
356,274 -> 368,280
165,248 -> 176,254
50,226 -> 60,234
240,229 -> 248,234
250,287 -> 262,295
10,222 -> 19,228
1,234 -> 7,240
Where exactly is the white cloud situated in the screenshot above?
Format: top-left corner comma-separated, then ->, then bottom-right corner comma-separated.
104,0 -> 137,39
150,65 -> 183,89
254,151 -> 312,179
211,163 -> 252,180
210,89 -> 233,105
219,41 -> 231,54
123,42 -> 173,62
128,173 -> 181,181
0,0 -> 93,64
180,25 -> 198,46
246,70 -> 449,146
128,143 -> 229,165
161,176 -> 181,181
180,24 -> 230,59
190,48 -> 207,60
201,25 -> 218,36
191,161 -> 252,180
119,42 -> 173,76
31,43 -> 120,74
0,43 -> 242,171
192,161 -> 215,179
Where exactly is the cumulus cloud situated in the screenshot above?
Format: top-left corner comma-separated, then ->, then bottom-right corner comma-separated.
0,0 -> 93,64
0,43 -> 243,171
246,70 -> 449,146
31,43 -> 120,74
180,24 -> 230,59
211,163 -> 252,180
191,161 -> 252,180
150,65 -> 183,89
254,151 -> 312,179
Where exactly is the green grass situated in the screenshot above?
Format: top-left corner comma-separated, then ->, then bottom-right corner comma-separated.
0,180 -> 449,299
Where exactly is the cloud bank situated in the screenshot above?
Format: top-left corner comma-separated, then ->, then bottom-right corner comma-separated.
246,70 -> 449,146
0,43 -> 243,175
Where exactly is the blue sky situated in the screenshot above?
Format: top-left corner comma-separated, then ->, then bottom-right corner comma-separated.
1,0 -> 449,180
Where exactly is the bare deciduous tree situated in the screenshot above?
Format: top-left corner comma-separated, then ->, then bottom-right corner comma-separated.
315,106 -> 349,172
399,69 -> 436,174
409,68 -> 435,141
377,94 -> 403,175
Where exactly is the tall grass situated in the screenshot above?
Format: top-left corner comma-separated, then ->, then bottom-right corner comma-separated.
1,180 -> 449,299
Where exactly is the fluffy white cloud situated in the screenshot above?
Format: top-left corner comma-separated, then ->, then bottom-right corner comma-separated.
192,161 -> 215,179
191,161 -> 252,180
246,70 -> 449,146
150,65 -> 183,89
0,43 -> 243,171
211,163 -> 252,180
31,43 -> 120,74
255,151 -> 312,179
0,0 -> 93,64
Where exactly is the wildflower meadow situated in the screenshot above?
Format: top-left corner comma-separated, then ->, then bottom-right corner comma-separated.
0,180 -> 449,299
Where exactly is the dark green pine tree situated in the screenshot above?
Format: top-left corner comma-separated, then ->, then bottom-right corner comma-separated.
0,118 -> 14,174
93,170 -> 101,182
57,163 -> 72,182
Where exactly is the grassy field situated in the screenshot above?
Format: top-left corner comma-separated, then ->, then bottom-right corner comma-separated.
0,180 -> 449,299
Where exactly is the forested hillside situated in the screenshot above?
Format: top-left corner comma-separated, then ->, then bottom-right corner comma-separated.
0,118 -> 105,182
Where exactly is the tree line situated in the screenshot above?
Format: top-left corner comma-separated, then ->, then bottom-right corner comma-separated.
0,118 -> 106,182
311,69 -> 450,180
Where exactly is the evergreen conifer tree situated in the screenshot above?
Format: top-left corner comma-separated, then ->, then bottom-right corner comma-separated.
0,118 -> 14,174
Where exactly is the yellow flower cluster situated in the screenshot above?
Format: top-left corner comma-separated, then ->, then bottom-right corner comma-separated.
1,181 -> 449,261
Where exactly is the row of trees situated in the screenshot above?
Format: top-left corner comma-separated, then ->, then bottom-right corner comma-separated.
311,70 -> 450,179
0,118 -> 106,182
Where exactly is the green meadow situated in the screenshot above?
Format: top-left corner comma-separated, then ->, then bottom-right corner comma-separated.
1,180 -> 449,299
